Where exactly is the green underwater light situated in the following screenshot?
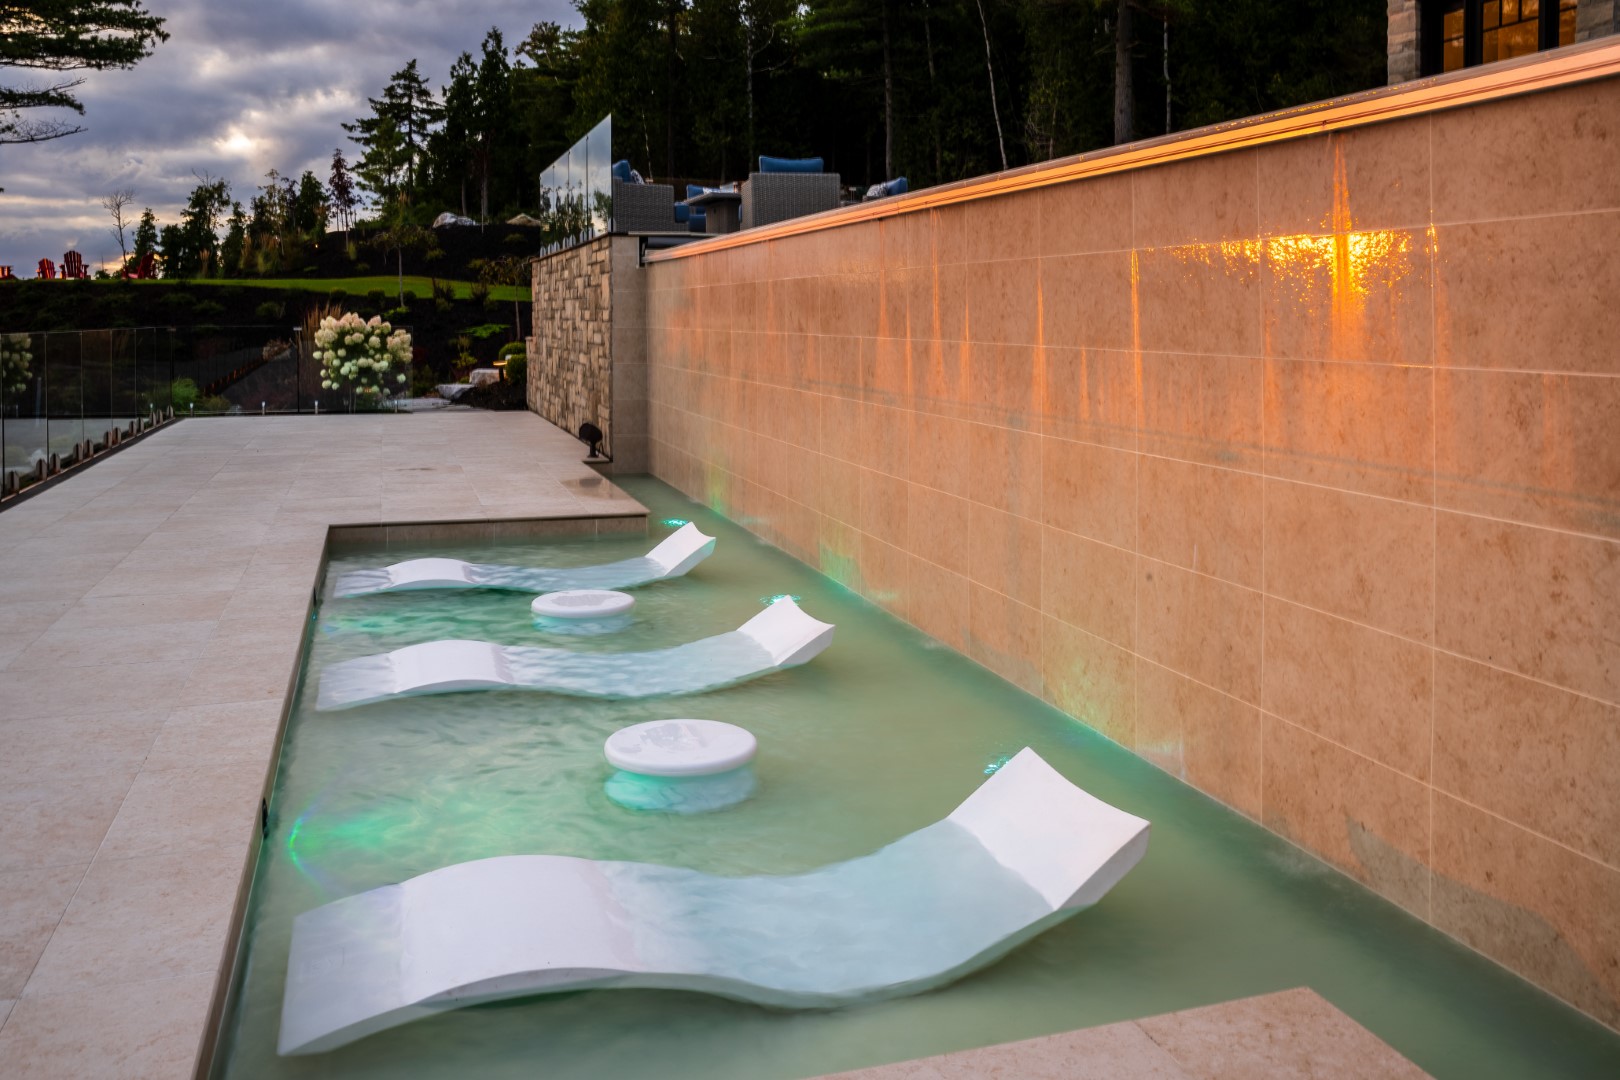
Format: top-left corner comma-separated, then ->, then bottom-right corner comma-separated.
662,518 -> 690,527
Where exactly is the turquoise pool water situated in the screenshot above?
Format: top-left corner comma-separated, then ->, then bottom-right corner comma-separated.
211,477 -> 1620,1079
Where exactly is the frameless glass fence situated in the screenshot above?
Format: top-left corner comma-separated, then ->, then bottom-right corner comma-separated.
1,325 -> 416,492
538,114 -> 613,237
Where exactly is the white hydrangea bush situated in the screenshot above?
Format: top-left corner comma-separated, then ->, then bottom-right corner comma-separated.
313,314 -> 410,399
1,332 -> 32,399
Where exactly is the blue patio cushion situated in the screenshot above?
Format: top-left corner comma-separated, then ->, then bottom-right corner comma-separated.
674,204 -> 690,224
611,160 -> 635,183
758,156 -> 824,174
882,177 -> 908,196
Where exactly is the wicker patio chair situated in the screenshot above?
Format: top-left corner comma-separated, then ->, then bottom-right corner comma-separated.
611,181 -> 679,233
740,172 -> 841,229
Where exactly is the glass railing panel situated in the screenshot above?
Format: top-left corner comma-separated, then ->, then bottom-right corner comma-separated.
2,331 -> 46,482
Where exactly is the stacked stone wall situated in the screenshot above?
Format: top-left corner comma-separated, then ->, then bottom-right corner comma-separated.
528,236 -> 613,453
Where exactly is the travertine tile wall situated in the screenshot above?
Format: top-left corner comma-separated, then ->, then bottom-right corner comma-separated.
644,76 -> 1620,1028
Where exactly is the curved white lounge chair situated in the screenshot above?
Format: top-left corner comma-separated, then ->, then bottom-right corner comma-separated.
314,597 -> 835,711
332,522 -> 716,598
278,748 -> 1150,1054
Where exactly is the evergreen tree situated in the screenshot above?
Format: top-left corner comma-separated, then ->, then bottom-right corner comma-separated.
131,207 -> 158,267
156,222 -> 184,278
178,176 -> 231,277
293,171 -> 327,235
0,0 -> 169,145
220,202 -> 247,275
426,52 -> 477,216
344,59 -> 443,200
470,28 -> 515,223
328,148 -> 358,237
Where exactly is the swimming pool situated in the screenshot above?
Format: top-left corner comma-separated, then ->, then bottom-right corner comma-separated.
209,476 -> 1620,1079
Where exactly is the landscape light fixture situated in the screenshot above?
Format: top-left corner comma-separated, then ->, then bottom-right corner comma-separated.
578,421 -> 610,463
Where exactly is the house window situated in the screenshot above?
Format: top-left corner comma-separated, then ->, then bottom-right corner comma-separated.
1424,0 -> 1577,75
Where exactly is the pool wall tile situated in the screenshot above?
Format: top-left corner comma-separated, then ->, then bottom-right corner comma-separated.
1432,213 -> 1620,375
1262,480 -> 1434,643
1261,358 -> 1436,503
1257,115 -> 1433,238
1041,616 -> 1136,749
1137,559 -> 1262,705
1433,654 -> 1620,869
1435,368 -> 1620,539
1138,661 -> 1264,819
1136,456 -> 1263,590
1262,599 -> 1433,781
1435,512 -> 1620,704
1261,715 -> 1432,918
1040,437 -> 1136,547
635,69 -> 1620,1028
1431,793 -> 1620,1029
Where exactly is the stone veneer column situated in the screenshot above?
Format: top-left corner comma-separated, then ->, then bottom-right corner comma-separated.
1388,0 -> 1421,85
527,236 -> 613,453
1579,0 -> 1620,41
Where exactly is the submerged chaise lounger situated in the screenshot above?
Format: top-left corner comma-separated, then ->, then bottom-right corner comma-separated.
314,597 -> 835,710
332,522 -> 716,598
278,748 -> 1150,1054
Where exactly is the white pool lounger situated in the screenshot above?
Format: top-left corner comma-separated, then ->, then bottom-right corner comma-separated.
277,748 -> 1150,1054
314,597 -> 835,710
331,522 -> 716,598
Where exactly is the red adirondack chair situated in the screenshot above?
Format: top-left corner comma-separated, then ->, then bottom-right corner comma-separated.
36,259 -> 56,280
62,251 -> 87,279
0,266 -> 14,280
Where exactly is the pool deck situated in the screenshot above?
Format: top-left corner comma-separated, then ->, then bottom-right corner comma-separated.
0,412 -> 1430,1079
0,413 -> 645,1078
824,988 -> 1429,1079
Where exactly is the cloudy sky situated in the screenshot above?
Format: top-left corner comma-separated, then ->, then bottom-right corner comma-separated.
0,0 -> 580,272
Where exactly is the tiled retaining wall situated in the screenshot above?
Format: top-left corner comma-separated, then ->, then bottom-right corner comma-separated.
641,71 -> 1620,1027
527,235 -> 649,471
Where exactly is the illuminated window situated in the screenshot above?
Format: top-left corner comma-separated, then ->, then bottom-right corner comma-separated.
1422,0 -> 1577,76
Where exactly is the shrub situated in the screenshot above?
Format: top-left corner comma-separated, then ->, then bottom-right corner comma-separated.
301,265 -> 319,275
194,300 -> 226,317
366,289 -> 387,306
500,343 -> 527,386
354,262 -> 370,274
430,278 -> 455,302
387,306 -> 410,320
434,298 -> 453,313
503,233 -> 527,246
402,290 -> 418,305
199,394 -> 232,414
469,282 -> 491,308
312,311 -> 412,399
162,291 -> 196,308
255,301 -> 283,320
424,246 -> 444,264
328,288 -> 348,303
170,377 -> 199,412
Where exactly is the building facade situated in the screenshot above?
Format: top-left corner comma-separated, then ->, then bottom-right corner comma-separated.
1389,0 -> 1617,83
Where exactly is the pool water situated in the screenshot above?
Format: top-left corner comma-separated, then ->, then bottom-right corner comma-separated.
211,477 -> 1620,1080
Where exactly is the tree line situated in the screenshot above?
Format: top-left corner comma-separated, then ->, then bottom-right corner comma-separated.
348,0 -> 1386,220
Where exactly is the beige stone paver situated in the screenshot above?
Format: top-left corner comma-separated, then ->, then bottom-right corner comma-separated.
0,413 -> 644,1077
821,988 -> 1430,1079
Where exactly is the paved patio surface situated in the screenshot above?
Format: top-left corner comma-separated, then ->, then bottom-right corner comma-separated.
0,413 -> 644,1078
824,988 -> 1429,1079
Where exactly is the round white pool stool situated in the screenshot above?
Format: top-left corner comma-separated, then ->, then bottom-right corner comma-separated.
605,719 -> 757,776
531,589 -> 636,619
604,720 -> 759,813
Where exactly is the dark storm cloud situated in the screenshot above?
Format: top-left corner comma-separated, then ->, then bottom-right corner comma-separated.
0,0 -> 579,273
